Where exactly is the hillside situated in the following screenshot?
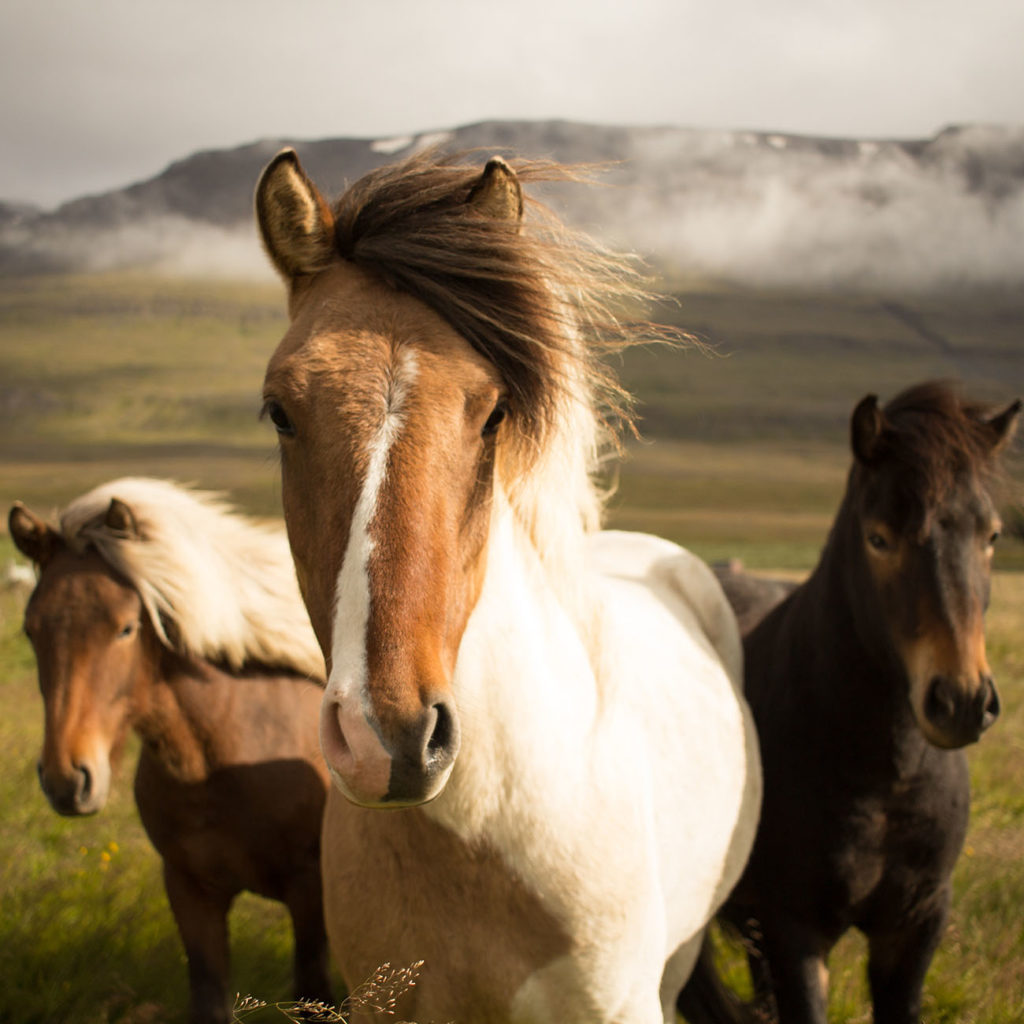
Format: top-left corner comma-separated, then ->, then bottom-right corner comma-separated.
1,272 -> 1020,571
2,120 -> 1024,292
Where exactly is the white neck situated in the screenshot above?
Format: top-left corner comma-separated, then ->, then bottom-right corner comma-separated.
426,492 -> 602,838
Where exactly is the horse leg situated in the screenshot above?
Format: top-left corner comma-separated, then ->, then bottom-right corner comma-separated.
866,889 -> 950,1024
675,930 -> 755,1024
733,915 -> 777,1020
163,861 -> 233,1024
284,865 -> 333,1005
756,924 -> 830,1024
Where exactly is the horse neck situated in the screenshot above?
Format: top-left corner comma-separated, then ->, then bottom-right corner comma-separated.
434,494 -> 601,831
501,389 -> 603,579
132,642 -> 235,783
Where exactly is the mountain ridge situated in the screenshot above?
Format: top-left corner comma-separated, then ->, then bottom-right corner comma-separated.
4,119 -> 1023,291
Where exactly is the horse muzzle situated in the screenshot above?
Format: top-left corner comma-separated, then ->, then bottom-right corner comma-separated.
921,673 -> 1000,749
319,692 -> 460,808
37,757 -> 110,816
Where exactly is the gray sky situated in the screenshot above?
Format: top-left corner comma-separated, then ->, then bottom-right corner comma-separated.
2,0 -> 1022,209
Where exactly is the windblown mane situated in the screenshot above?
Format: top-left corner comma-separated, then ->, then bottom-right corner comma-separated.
326,149 -> 689,560
59,478 -> 324,681
878,380 -> 1012,514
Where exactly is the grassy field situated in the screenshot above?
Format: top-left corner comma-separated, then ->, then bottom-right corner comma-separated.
1,272 -> 1022,1022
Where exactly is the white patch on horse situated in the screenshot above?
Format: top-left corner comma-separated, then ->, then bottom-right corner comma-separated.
327,349 -> 418,709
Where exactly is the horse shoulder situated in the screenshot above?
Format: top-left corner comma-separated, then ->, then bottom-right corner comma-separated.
585,531 -> 761,935
586,530 -> 743,690
133,691 -> 326,904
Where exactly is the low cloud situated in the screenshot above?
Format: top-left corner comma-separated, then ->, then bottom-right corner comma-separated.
4,123 -> 1023,293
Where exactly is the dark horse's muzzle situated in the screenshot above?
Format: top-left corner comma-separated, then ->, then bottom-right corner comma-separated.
923,673 -> 1000,749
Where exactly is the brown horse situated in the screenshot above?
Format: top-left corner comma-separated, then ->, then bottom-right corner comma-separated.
714,382 -> 1019,1024
254,148 -> 761,1023
10,478 -> 331,1024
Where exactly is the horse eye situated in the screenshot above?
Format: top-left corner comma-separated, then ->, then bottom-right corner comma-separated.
988,529 -> 1001,546
263,399 -> 296,437
867,532 -> 889,551
117,621 -> 137,639
482,401 -> 508,438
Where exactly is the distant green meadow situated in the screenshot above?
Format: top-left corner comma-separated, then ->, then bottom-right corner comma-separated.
1,272 -> 1022,1021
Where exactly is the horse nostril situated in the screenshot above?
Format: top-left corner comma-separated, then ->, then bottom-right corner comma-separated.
981,677 -> 1000,731
924,675 -> 956,725
77,763 -> 93,803
428,702 -> 449,753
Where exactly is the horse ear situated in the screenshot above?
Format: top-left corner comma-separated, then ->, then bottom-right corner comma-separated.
255,149 -> 336,280
981,398 -> 1021,452
8,502 -> 58,565
467,157 -> 524,224
851,394 -> 885,464
104,498 -> 140,539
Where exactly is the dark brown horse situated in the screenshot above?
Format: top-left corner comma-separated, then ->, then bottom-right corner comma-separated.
10,478 -> 332,1024
718,382 -> 1019,1024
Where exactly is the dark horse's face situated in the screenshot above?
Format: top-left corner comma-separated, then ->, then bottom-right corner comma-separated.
9,502 -> 149,815
848,389 -> 1020,749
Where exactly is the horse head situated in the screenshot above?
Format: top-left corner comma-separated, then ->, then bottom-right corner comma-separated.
847,384 -> 1020,748
256,152 -> 533,808
10,498 -> 151,815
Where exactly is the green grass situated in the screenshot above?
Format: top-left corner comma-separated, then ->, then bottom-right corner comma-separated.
0,272 -> 288,516
1,272 -> 1022,1021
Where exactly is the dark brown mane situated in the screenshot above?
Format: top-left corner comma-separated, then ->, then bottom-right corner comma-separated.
326,148 -> 681,446
876,380 -> 1011,511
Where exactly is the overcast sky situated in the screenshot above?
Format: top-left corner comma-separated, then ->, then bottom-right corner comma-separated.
2,0 -> 1022,209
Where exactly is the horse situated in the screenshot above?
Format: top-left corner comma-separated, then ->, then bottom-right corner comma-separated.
252,146 -> 762,1024
9,478 -> 332,1024
711,561 -> 798,637
716,382 -> 1020,1024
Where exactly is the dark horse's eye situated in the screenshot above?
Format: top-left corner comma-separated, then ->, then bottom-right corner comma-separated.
989,529 -> 1001,547
263,399 -> 296,437
867,532 -> 889,551
482,401 -> 508,438
117,621 -> 137,639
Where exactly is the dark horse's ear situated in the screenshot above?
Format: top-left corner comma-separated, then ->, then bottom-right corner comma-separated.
103,498 -> 140,539
851,394 -> 886,464
980,398 -> 1022,452
255,148 -> 336,281
8,502 -> 58,565
467,157 -> 524,225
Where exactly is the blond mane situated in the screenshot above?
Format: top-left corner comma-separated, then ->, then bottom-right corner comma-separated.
59,478 -> 324,681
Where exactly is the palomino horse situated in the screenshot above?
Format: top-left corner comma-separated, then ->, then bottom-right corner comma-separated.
717,382 -> 1019,1024
10,478 -> 331,1024
254,147 -> 761,1024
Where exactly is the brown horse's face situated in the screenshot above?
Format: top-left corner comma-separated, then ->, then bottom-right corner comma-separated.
262,265 -> 505,808
849,394 -> 1018,749
13,516 -> 148,815
257,151 -> 526,809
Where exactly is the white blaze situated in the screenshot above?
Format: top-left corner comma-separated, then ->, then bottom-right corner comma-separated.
327,350 -> 418,709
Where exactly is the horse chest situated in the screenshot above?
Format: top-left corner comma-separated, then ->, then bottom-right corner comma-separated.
134,748 -> 324,900
753,749 -> 969,929
321,790 -> 574,1021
